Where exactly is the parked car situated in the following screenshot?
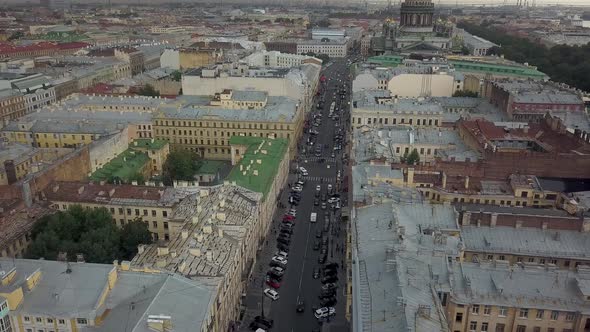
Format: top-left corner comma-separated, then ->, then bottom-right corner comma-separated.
315,230 -> 323,238
320,289 -> 336,297
276,243 -> 289,252
276,237 -> 290,246
314,198 -> 320,206
275,251 -> 288,259
318,255 -> 327,264
270,266 -> 285,276
320,297 -> 337,307
254,316 -> 273,328
326,262 -> 340,269
314,307 -> 336,319
321,283 -> 338,291
321,275 -> 338,284
280,228 -> 293,236
249,321 -> 268,330
267,271 -> 283,281
263,288 -> 280,301
266,276 -> 281,289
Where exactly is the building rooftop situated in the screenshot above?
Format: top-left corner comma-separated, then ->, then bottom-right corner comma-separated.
0,205 -> 52,253
89,149 -> 150,183
353,90 -> 445,115
462,226 -> 590,260
452,261 -> 590,313
0,142 -> 38,166
131,184 -> 261,277
157,95 -> 299,123
492,80 -> 583,105
131,138 -> 168,151
231,90 -> 267,102
354,201 -> 459,332
88,270 -> 217,332
43,181 -> 190,208
227,136 -> 288,199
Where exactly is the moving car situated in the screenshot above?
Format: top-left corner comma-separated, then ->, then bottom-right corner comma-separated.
321,202 -> 327,210
263,288 -> 280,301
313,198 -> 320,206
313,240 -> 320,250
316,185 -> 321,192
313,267 -> 321,279
310,212 -> 317,223
314,307 -> 336,319
296,299 -> 305,313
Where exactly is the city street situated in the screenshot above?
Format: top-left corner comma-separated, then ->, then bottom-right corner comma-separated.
240,56 -> 354,332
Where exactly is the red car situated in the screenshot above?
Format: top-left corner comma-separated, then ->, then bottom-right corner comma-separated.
283,215 -> 295,221
266,275 -> 281,289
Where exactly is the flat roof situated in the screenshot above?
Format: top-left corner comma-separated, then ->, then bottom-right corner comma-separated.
89,149 -> 149,183
462,226 -> 590,260
227,136 -> 288,199
131,138 -> 168,151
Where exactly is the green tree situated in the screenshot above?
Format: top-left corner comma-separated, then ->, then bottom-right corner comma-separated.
453,90 -> 479,97
171,70 -> 182,82
162,150 -> 201,185
138,84 -> 160,97
25,206 -> 152,263
316,54 -> 330,63
120,218 -> 153,259
406,149 -> 420,165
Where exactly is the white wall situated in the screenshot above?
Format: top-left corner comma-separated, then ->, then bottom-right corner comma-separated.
352,73 -> 379,92
88,127 -> 129,172
182,76 -> 302,101
388,73 -> 455,98
160,49 -> 180,70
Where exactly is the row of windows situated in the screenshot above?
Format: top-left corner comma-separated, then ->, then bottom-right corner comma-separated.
23,316 -> 86,325
472,253 -> 584,268
468,305 -> 575,321
155,120 -> 291,130
467,321 -> 573,332
355,116 -> 440,126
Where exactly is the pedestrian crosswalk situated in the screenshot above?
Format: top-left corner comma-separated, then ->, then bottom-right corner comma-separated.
300,176 -> 336,183
303,156 -> 337,163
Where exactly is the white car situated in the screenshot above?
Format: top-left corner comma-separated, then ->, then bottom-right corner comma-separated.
292,185 -> 303,192
327,184 -> 333,191
275,251 -> 288,259
288,209 -> 297,217
314,307 -> 336,319
271,256 -> 288,265
264,288 -> 280,301
316,185 -> 321,192
299,167 -> 309,176
328,197 -> 340,204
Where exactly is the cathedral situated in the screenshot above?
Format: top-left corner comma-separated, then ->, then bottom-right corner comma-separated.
372,0 -> 454,55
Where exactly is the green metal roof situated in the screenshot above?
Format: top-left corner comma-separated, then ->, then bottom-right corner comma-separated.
131,138 -> 168,150
367,55 -> 405,67
89,149 -> 149,183
448,60 -> 547,79
227,136 -> 288,200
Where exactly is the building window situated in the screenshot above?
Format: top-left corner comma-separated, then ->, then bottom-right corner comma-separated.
481,322 -> 489,331
565,312 -> 575,321
76,318 -> 88,325
24,316 -> 30,322
164,222 -> 169,229
455,312 -> 463,323
532,328 -> 540,332
472,305 -> 480,314
47,318 -> 54,323
516,326 -> 526,332
551,311 -> 559,320
58,319 -> 65,325
469,321 -> 477,331
36,317 -> 42,323
483,305 -> 491,315
535,310 -> 544,319
495,324 -> 505,332
152,221 -> 157,228
162,211 -> 167,217
519,308 -> 529,319
499,307 -> 508,317
152,210 -> 156,217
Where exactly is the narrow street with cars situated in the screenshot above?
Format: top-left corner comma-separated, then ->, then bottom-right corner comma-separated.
240,55 -> 358,332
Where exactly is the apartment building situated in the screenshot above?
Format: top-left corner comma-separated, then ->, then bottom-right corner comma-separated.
131,184 -> 263,332
0,73 -> 56,113
0,204 -> 51,258
114,47 -> 145,75
160,48 -> 223,70
182,63 -> 321,113
1,108 -> 152,148
485,80 -> 584,121
0,89 -> 26,126
296,39 -> 348,58
351,90 -> 445,129
446,262 -> 590,332
243,50 -> 322,68
0,258 -> 216,332
153,90 -> 303,159
43,181 -> 192,241
0,143 -> 42,185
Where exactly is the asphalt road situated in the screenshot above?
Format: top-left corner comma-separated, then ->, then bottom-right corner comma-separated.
239,57 -> 355,332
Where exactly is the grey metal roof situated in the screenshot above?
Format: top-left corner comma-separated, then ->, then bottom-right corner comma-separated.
156,96 -> 298,123
455,203 -> 578,218
88,271 -> 217,332
462,226 -> 590,260
453,262 -> 590,313
231,90 -> 267,102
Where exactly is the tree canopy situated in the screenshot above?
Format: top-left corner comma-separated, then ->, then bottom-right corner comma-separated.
162,149 -> 202,185
458,21 -> 590,92
137,84 -> 160,97
25,206 -> 152,264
